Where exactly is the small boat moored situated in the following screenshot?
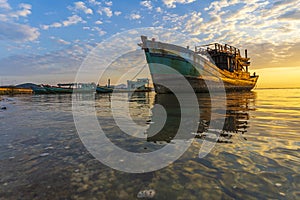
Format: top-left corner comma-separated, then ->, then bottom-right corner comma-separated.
32,83 -> 96,94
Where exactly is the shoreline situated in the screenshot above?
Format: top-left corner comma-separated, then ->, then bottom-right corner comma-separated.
0,87 -> 33,95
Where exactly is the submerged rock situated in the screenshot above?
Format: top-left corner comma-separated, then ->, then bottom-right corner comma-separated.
77,184 -> 89,193
39,153 -> 50,157
44,146 -> 54,150
137,189 -> 156,199
279,192 -> 286,196
275,183 -> 282,187
118,190 -> 130,199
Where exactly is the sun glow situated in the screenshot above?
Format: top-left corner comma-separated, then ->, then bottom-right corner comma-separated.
253,67 -> 300,88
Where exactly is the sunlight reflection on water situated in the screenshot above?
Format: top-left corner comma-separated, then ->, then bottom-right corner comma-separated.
0,89 -> 299,199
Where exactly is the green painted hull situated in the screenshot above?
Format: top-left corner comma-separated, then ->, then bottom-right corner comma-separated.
33,86 -> 95,94
96,86 -> 113,93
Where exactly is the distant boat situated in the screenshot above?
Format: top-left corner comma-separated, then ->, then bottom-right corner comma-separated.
32,83 -> 96,94
96,79 -> 114,93
96,86 -> 113,93
31,86 -> 49,94
140,36 -> 259,93
96,78 -> 152,93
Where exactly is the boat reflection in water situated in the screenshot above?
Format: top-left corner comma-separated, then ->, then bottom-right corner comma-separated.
144,91 -> 255,144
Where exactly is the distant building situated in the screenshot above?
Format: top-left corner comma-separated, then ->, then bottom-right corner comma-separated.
127,78 -> 149,90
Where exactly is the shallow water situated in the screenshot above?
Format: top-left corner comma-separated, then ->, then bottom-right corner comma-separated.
0,89 -> 299,199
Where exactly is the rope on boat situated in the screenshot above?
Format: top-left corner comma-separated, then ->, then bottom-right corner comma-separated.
130,64 -> 147,81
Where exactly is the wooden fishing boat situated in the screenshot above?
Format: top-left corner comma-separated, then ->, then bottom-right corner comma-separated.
140,36 -> 258,93
32,83 -> 96,94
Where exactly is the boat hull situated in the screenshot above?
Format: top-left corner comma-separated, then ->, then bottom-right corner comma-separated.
151,74 -> 257,93
96,86 -> 113,93
33,86 -> 95,94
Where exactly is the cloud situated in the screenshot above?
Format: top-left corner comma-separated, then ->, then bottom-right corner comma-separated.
91,27 -> 106,36
88,0 -> 101,6
57,39 -> 70,45
73,1 -> 93,14
41,22 -> 62,30
0,43 -> 94,77
9,3 -> 32,19
161,12 -> 189,29
130,13 -> 141,20
98,7 -> 113,17
90,0 -> 114,18
50,36 -> 71,45
95,20 -> 103,24
0,13 -> 8,21
0,0 -> 11,10
243,42 -> 300,69
140,1 -> 153,10
156,7 -> 163,13
98,30 -> 106,36
183,11 -> 203,35
41,15 -> 85,30
51,22 -> 62,28
0,2 -> 32,20
204,0 -> 241,13
278,10 -> 300,20
153,0 -> 300,70
62,15 -> 85,26
0,21 -> 39,42
105,1 -> 113,6
0,1 -> 39,43
114,11 -> 122,16
162,0 -> 196,8
180,0 -> 300,45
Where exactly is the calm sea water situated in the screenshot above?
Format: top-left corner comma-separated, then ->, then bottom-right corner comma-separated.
0,89 -> 299,199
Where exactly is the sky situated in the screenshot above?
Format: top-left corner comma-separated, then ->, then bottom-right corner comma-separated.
0,0 -> 300,88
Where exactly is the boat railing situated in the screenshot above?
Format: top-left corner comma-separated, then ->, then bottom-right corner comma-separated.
195,43 -> 251,73
195,43 -> 242,57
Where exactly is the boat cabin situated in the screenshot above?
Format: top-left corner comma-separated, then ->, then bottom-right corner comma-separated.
195,43 -> 250,73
